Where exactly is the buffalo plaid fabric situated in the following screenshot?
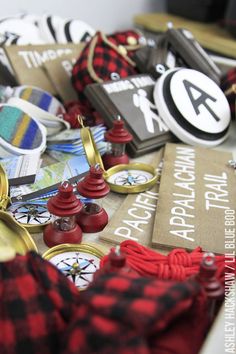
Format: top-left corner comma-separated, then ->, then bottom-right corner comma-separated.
0,253 -> 210,354
109,30 -> 141,47
60,272 -> 208,354
71,30 -> 140,106
221,67 -> 236,119
0,251 -> 79,354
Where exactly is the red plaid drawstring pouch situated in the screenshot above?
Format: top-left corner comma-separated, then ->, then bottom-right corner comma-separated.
71,30 -> 142,107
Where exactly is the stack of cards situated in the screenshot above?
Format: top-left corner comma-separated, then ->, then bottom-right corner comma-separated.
47,125 -> 107,155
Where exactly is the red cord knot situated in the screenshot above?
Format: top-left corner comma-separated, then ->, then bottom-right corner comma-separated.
156,263 -> 186,280
169,265 -> 187,281
121,240 -> 144,255
168,248 -> 193,267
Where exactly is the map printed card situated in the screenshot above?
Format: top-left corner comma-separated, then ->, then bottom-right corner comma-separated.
0,153 -> 41,186
10,154 -> 89,203
152,143 -> 236,254
85,74 -> 173,157
100,148 -> 164,246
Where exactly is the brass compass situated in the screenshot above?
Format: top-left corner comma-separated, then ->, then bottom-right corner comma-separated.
0,164 -> 37,255
43,243 -> 106,290
79,116 -> 157,194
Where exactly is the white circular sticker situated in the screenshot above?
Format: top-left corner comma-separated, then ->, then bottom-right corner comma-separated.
170,69 -> 230,134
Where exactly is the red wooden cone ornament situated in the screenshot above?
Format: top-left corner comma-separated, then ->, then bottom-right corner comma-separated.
77,164 -> 110,233
43,181 -> 83,247
102,115 -> 133,169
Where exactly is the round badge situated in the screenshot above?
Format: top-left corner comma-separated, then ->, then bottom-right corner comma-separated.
153,68 -> 231,147
0,104 -> 47,157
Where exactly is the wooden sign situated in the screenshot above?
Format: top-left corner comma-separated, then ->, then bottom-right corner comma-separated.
4,43 -> 84,96
85,74 -> 173,157
152,143 -> 236,254
43,50 -> 84,102
100,148 -> 164,246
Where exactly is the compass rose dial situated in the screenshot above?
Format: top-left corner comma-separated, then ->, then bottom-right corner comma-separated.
43,244 -> 105,290
8,203 -> 51,232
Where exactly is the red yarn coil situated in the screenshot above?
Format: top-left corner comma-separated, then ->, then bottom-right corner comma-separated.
100,240 -> 230,282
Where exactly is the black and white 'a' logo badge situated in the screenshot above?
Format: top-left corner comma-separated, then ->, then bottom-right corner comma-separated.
153,68 -> 231,147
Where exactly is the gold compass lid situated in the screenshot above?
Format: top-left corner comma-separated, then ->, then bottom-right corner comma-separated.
0,163 -> 10,210
0,163 -> 49,232
0,210 -> 38,255
43,242 -> 106,260
79,116 -> 104,170
0,245 -> 16,262
78,116 -> 158,194
0,163 -> 38,253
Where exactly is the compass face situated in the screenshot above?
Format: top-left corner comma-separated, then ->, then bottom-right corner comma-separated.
48,251 -> 101,290
107,169 -> 153,186
8,203 -> 51,226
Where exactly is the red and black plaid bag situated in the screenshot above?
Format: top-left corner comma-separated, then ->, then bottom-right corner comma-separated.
61,272 -> 210,354
221,67 -> 236,119
0,251 -> 79,354
0,252 -> 212,354
71,30 -> 142,106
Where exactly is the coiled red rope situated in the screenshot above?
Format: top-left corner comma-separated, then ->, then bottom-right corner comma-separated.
100,240 -> 229,282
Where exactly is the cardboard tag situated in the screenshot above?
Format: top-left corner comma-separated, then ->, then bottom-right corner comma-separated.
152,143 -> 236,254
43,50 -> 84,102
4,43 -> 84,96
100,148 -> 164,246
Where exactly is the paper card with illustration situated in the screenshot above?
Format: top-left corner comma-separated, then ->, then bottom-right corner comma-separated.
85,74 -> 173,155
4,43 -> 84,96
100,148 -> 164,246
151,143 -> 236,254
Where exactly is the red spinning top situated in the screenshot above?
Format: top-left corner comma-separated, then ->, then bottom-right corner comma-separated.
102,115 -> 133,169
77,164 -> 110,233
43,181 -> 83,247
